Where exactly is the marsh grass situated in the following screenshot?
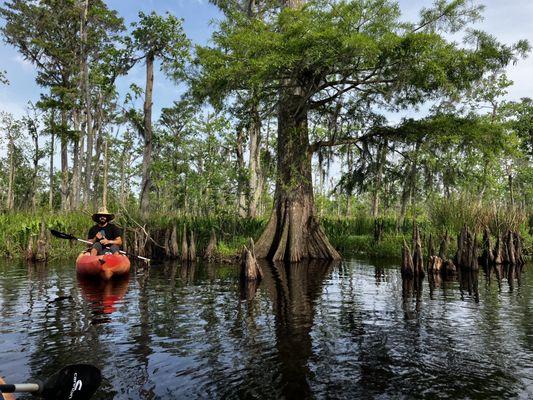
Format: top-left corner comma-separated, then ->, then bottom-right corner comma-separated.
0,206 -> 530,260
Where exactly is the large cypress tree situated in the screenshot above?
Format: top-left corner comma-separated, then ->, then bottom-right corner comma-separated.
199,0 -> 530,261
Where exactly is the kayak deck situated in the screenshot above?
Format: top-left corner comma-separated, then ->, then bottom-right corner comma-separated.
76,253 -> 131,280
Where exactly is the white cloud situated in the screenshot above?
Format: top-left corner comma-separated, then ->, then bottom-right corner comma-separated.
12,55 -> 35,72
0,98 -> 26,119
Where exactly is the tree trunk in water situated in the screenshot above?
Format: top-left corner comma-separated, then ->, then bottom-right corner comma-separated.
255,85 -> 340,262
248,104 -> 262,218
140,52 -> 154,218
60,109 -> 69,210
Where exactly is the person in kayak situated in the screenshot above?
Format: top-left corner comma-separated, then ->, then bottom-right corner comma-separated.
87,207 -> 123,256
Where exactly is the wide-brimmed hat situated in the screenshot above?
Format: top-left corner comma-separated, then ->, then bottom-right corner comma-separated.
92,207 -> 115,222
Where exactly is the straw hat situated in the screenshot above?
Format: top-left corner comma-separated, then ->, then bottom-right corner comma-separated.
92,207 -> 115,222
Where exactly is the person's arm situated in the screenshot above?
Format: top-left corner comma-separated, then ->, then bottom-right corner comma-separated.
0,376 -> 16,400
101,236 -> 122,246
87,228 -> 102,244
100,226 -> 122,247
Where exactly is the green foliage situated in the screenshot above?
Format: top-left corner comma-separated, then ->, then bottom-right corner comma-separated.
0,70 -> 8,85
131,11 -> 190,80
196,0 -> 527,110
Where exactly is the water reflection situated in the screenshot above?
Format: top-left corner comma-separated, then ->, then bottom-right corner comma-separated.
261,260 -> 336,399
78,276 -> 129,322
0,258 -> 531,399
401,277 -> 423,319
459,269 -> 480,302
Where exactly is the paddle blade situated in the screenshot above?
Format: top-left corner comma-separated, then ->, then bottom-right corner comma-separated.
41,364 -> 101,400
50,229 -> 76,241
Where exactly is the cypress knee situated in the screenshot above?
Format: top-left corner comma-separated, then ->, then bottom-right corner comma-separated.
181,225 -> 188,262
401,239 -> 414,279
241,239 -> 263,281
188,230 -> 196,262
204,228 -> 217,262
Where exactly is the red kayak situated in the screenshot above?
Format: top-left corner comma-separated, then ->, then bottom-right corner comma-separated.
76,253 -> 131,280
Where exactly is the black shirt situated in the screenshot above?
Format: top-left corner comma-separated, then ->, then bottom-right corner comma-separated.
88,223 -> 122,241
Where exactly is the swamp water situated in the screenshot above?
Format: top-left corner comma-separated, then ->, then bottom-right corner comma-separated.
0,259 -> 531,399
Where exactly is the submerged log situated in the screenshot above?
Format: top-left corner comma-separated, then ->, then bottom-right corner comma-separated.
241,239 -> 263,281
204,228 -> 217,262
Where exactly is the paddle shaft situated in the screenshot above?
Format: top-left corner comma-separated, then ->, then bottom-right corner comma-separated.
78,238 -> 151,262
0,383 -> 40,393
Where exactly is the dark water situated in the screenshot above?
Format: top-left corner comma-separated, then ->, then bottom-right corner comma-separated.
0,259 -> 531,399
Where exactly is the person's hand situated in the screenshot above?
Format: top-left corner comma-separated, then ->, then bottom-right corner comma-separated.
95,232 -> 103,240
100,239 -> 110,245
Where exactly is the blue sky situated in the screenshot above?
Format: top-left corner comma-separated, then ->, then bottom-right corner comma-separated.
0,0 -> 531,121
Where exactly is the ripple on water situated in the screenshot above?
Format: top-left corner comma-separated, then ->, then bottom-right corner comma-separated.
0,259 -> 531,399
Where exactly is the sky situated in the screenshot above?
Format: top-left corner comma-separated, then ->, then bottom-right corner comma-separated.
0,0 -> 532,122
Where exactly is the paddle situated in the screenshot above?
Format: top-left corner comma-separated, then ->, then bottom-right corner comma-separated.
50,229 -> 151,263
0,364 -> 101,400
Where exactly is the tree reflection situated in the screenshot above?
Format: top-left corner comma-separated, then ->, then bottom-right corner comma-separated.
459,269 -> 479,302
261,260 -> 335,399
401,277 -> 423,319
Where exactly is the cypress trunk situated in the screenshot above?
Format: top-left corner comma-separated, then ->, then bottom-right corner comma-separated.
248,104 -> 262,218
140,51 -> 154,218
71,110 -> 83,209
371,139 -> 387,218
30,120 -> 39,211
236,126 -> 247,217
60,108 -> 69,210
102,136 -> 109,208
82,0 -> 94,210
6,125 -> 15,211
255,86 -> 340,262
49,121 -> 55,210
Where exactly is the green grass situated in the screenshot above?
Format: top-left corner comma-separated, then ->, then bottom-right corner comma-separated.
0,210 -> 530,261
